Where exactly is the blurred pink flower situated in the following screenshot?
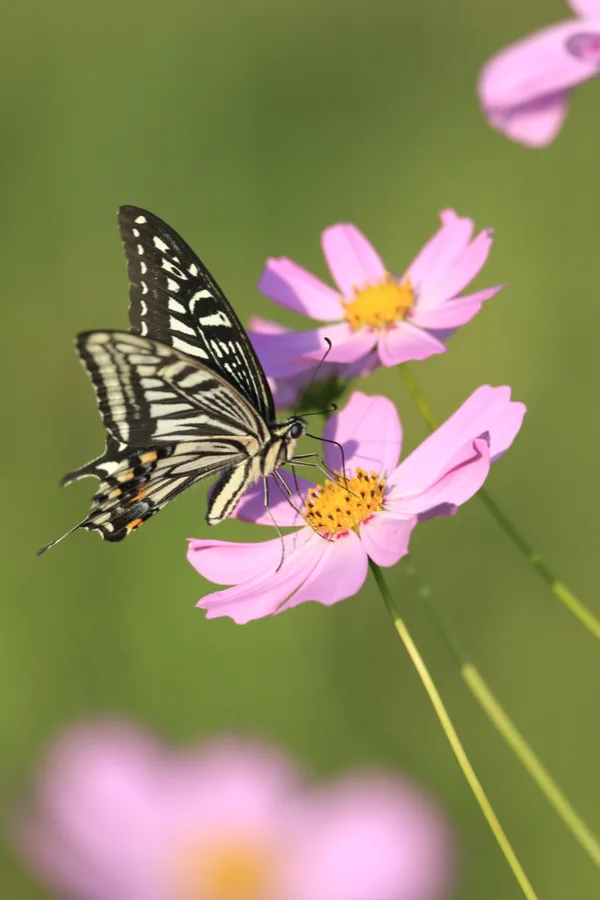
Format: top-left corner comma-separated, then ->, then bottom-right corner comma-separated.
189,388 -> 525,625
250,212 -> 502,375
479,1 -> 600,147
249,316 -> 378,411
15,722 -> 454,900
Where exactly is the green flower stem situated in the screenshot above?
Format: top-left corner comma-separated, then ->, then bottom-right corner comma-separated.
369,559 -> 539,900
401,556 -> 600,869
397,363 -> 600,643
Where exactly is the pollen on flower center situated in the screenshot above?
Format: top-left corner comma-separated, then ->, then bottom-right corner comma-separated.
303,467 -> 386,536
174,836 -> 274,900
342,274 -> 414,330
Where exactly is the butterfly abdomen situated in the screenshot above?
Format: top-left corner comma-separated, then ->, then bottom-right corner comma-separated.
206,456 -> 264,525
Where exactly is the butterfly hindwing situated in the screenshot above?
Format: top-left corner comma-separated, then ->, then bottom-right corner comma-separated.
60,434 -> 130,487
118,205 -> 275,421
39,432 -> 254,554
81,440 -> 250,542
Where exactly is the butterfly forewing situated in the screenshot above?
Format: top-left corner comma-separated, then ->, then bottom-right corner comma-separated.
118,205 -> 274,421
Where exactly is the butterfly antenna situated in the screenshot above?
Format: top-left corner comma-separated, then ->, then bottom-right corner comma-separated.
300,402 -> 338,420
292,338 -> 333,416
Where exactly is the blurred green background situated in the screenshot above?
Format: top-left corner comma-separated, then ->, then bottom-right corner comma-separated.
2,0 -> 599,896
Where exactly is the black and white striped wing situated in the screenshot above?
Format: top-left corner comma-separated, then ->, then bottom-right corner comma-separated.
118,205 -> 275,422
76,330 -> 268,448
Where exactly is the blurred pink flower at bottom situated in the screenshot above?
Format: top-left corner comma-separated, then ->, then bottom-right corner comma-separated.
14,722 -> 454,900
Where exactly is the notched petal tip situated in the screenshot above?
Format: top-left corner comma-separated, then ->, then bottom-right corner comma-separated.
439,208 -> 470,226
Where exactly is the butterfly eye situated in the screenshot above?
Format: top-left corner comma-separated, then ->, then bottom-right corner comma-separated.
289,421 -> 304,440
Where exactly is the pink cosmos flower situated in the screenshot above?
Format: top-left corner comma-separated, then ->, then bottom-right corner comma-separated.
188,387 -> 525,625
249,315 -> 378,411
479,1 -> 600,147
249,211 -> 502,375
15,721 -> 454,900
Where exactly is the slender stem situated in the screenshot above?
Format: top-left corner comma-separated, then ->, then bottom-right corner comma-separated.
401,556 -> 600,869
397,363 -> 600,642
476,490 -> 600,640
369,559 -> 539,900
398,363 -> 438,432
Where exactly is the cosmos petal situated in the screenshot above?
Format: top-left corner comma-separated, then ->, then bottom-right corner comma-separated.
377,322 -> 446,366
259,258 -> 342,320
479,19 -> 600,146
409,287 -> 503,329
570,0 -> 600,15
420,229 -> 494,308
387,386 -> 522,494
483,90 -> 571,148
323,392 -> 402,474
250,323 -> 377,378
196,530 -> 319,624
278,529 -> 368,612
387,437 -> 491,516
291,776 -> 453,900
359,514 -> 417,567
187,536 -> 290,585
405,210 -> 474,292
322,224 -> 387,298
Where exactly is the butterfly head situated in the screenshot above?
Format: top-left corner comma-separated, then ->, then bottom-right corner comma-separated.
271,416 -> 307,464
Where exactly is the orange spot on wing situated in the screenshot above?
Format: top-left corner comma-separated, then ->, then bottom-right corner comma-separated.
109,487 -> 122,499
139,450 -> 158,464
117,471 -> 135,483
126,518 -> 143,532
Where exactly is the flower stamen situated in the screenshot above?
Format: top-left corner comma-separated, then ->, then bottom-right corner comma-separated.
342,274 -> 414,330
303,468 -> 386,536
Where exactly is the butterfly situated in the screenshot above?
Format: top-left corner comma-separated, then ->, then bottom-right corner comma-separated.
38,206 -> 307,554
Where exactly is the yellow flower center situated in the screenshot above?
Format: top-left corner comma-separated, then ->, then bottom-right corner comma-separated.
303,468 -> 386,536
174,836 -> 275,900
342,274 -> 414,330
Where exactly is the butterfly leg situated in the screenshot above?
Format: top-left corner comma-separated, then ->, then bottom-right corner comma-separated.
272,469 -> 306,522
289,453 -> 335,481
303,433 -> 347,478
262,475 -> 287,573
289,454 -> 356,495
288,457 -> 361,503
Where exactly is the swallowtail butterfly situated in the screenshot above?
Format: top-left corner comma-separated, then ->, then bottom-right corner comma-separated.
38,206 -> 307,554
